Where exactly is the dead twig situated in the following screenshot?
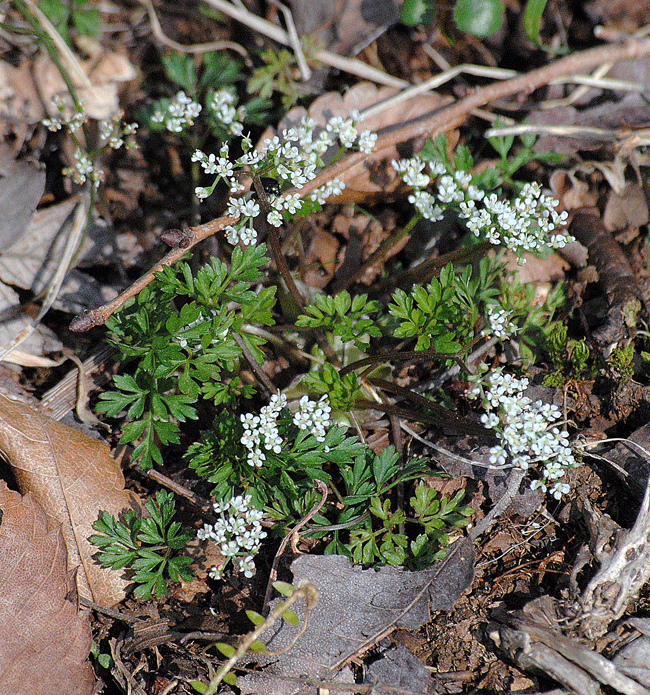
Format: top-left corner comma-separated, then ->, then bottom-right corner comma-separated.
569,212 -> 646,345
139,0 -> 248,58
262,479 -> 328,614
573,443 -> 650,640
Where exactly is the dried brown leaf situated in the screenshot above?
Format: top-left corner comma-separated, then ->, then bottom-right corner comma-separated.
0,481 -> 95,695
0,394 -> 141,606
240,543 -> 474,695
603,183 -> 649,233
288,0 -> 399,55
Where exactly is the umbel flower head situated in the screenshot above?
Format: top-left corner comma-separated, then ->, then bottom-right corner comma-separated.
392,156 -> 571,261
197,494 -> 267,579
472,369 -> 578,499
192,111 -> 377,245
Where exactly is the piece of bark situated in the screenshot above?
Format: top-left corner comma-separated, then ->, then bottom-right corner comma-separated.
569,212 -> 645,345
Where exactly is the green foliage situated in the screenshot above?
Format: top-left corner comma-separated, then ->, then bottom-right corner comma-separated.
543,323 -> 595,387
303,362 -> 362,411
622,298 -> 642,330
305,448 -> 433,555
90,641 -> 113,670
297,291 -> 381,350
495,270 -> 565,364
609,344 -> 635,384
400,0 -> 435,26
453,0 -> 503,37
96,244 -> 273,469
187,405 -> 366,525
452,0 -> 550,41
247,37 -> 322,109
90,491 -> 193,600
486,118 -> 565,183
38,0 -> 100,42
348,482 -> 473,568
388,260 -> 498,353
523,0 -> 548,46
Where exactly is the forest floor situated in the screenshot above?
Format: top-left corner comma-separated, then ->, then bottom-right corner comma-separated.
4,1 -> 650,694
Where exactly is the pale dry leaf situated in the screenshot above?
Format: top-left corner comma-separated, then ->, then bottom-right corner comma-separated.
549,169 -> 599,210
530,93 -> 650,156
240,543 -> 474,695
33,48 -> 136,121
0,394 -> 142,606
0,59 -> 46,136
503,250 -> 569,285
603,183 -> 649,232
263,81 -> 455,203
0,143 -> 45,249
0,197 -> 118,316
288,0 -> 400,55
0,481 -> 95,695
0,282 -> 62,360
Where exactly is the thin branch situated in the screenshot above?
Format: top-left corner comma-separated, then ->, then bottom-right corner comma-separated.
139,0 -> 248,57
202,0 -> 407,88
262,479 -> 328,613
232,331 -> 278,396
268,0 -> 311,81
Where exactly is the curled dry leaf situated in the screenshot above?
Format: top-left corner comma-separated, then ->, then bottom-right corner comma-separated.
264,81 -> 456,203
33,47 -> 136,121
0,393 -> 142,606
0,481 -> 95,695
287,0 -> 400,55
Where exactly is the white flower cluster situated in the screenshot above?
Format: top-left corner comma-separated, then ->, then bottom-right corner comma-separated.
63,147 -> 102,186
98,114 -> 138,150
192,111 -> 377,244
151,91 -> 201,133
197,495 -> 267,579
459,182 -> 570,256
208,88 -> 247,136
474,370 -> 577,500
391,157 -> 445,222
293,395 -> 332,442
42,95 -> 87,134
483,305 -> 517,341
42,98 -> 138,188
241,393 -> 287,468
240,393 -> 332,467
392,157 -> 571,259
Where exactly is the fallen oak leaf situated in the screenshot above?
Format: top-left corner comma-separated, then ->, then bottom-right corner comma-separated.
0,393 -> 142,606
0,481 -> 95,695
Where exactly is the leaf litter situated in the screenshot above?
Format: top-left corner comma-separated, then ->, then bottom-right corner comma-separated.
0,394 -> 142,606
6,1 -> 650,694
0,481 -> 95,695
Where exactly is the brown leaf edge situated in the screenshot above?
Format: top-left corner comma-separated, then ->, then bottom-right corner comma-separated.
0,481 -> 95,695
0,393 -> 142,606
